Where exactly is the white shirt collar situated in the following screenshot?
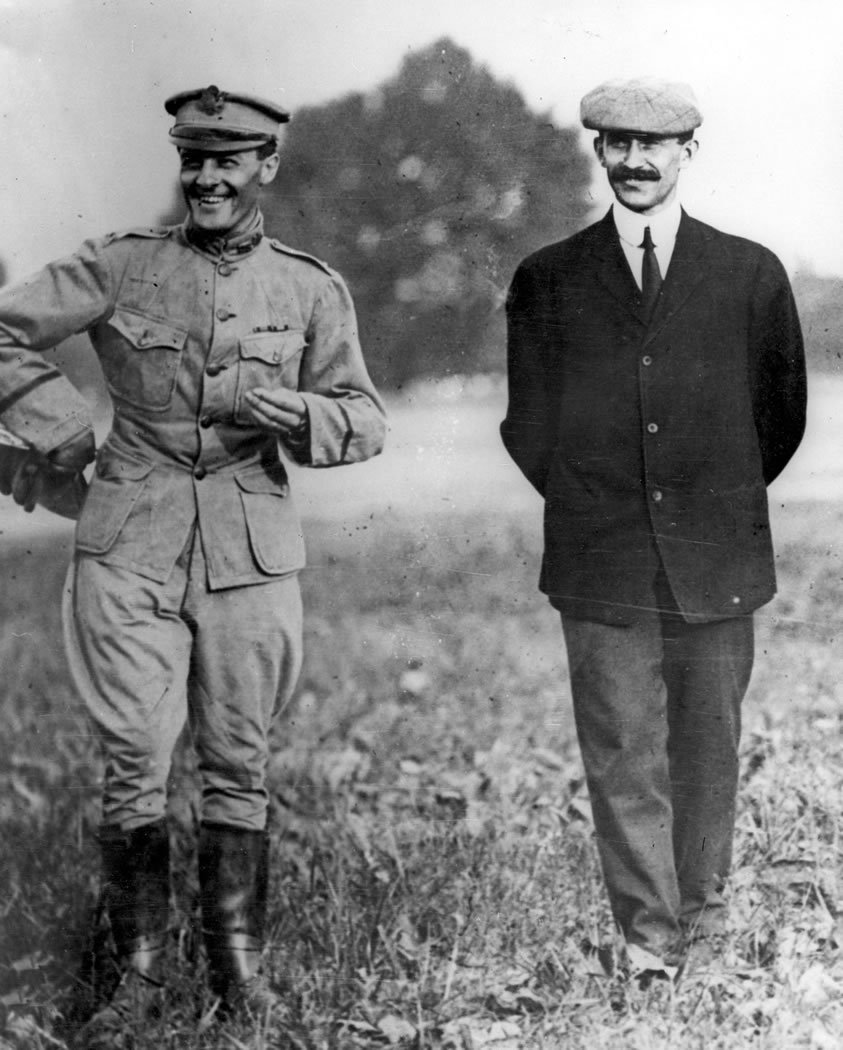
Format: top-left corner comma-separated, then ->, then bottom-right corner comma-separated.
612,198 -> 682,250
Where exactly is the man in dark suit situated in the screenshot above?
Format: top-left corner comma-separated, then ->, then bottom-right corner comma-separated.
500,78 -> 806,976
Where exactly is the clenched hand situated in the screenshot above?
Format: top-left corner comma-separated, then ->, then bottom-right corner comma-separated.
243,387 -> 308,437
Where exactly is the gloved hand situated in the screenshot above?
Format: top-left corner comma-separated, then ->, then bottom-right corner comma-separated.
0,445 -> 28,497
0,428 -> 95,514
1,449 -> 48,513
49,429 -> 97,473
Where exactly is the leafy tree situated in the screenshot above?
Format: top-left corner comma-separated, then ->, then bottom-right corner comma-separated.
263,38 -> 592,387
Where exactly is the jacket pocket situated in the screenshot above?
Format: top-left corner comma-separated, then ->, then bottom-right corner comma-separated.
100,307 -> 188,411
235,463 -> 305,574
234,330 -> 306,425
75,450 -> 154,555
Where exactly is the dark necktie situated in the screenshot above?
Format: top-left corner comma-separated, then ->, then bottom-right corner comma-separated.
640,225 -> 663,319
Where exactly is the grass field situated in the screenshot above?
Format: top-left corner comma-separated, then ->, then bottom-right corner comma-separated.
1,500 -> 843,1049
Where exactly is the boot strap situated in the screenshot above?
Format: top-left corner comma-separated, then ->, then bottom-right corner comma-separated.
125,931 -> 168,952
204,931 -> 262,985
124,932 -> 168,981
203,931 -> 262,953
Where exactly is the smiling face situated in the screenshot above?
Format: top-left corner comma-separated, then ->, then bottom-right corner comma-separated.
595,131 -> 697,215
179,147 -> 280,236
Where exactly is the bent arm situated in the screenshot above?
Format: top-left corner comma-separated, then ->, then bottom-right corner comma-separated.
500,261 -> 558,496
0,240 -> 113,455
294,271 -> 386,467
748,252 -> 807,485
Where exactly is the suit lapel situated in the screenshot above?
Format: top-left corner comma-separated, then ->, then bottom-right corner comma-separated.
642,211 -> 711,346
587,212 -> 643,323
585,209 -> 713,337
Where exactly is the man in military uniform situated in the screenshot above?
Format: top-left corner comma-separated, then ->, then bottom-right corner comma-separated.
0,86 -> 385,1041
501,79 -> 806,977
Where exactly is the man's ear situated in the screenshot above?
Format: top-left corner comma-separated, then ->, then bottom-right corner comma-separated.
679,138 -> 698,170
593,134 -> 607,168
259,152 -> 280,186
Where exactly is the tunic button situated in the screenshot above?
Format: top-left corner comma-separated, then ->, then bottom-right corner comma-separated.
194,466 -> 207,480
205,363 -> 224,377
216,308 -> 235,321
652,490 -> 663,503
731,595 -> 741,605
217,262 -> 233,277
642,355 -> 653,366
200,415 -> 213,428
647,422 -> 659,434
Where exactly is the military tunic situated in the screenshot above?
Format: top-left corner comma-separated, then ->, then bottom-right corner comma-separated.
0,217 -> 386,828
0,220 -> 385,584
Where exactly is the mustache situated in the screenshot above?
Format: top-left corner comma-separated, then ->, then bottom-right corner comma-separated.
611,166 -> 660,182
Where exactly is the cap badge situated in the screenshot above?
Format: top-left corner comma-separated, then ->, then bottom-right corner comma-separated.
197,85 -> 227,116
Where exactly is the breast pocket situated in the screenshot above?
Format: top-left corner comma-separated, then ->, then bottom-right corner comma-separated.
234,330 -> 306,426
99,307 -> 188,411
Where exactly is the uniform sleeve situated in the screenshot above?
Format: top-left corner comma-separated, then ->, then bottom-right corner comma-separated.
500,260 -> 558,496
748,251 -> 807,485
0,240 -> 113,455
296,270 -> 386,467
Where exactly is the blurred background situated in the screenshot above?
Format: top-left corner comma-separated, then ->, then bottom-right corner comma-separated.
2,8 -> 843,1041
0,0 -> 841,526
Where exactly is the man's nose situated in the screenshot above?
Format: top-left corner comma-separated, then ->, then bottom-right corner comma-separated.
624,140 -> 648,166
196,160 -> 220,186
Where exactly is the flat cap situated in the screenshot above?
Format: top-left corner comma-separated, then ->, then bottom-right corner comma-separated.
580,77 -> 702,135
165,85 -> 289,151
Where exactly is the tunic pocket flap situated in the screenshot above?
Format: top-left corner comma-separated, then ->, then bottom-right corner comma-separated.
239,330 -> 306,365
95,451 -> 155,481
107,308 -> 188,351
235,465 -> 289,496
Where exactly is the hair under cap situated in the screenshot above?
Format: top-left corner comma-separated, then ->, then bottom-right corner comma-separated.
165,85 -> 289,151
580,77 -> 702,135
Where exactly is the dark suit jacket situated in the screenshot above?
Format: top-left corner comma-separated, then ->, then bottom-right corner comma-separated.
500,210 -> 807,625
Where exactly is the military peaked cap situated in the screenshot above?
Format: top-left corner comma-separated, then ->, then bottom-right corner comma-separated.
580,77 -> 702,135
165,85 -> 289,151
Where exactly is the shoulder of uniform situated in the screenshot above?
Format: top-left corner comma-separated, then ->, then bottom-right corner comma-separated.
101,225 -> 176,246
266,238 -> 334,276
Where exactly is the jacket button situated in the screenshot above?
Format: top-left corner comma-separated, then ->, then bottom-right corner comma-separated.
642,355 -> 653,366
647,422 -> 659,434
205,363 -> 224,377
217,262 -> 234,277
216,308 -> 235,321
200,415 -> 213,428
652,490 -> 663,503
731,595 -> 741,605
194,466 -> 207,480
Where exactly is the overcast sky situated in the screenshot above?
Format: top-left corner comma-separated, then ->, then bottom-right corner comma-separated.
1,0 -> 841,281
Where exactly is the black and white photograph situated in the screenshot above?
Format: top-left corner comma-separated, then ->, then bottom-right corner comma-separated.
0,1 -> 841,1047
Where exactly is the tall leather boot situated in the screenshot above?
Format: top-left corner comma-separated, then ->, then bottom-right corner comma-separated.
77,820 -> 170,1049
198,822 -> 284,1020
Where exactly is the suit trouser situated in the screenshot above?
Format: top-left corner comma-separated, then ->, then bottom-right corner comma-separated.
560,608 -> 754,956
63,529 -> 303,832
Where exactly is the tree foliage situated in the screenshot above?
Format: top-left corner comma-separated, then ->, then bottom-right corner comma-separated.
261,38 -> 592,388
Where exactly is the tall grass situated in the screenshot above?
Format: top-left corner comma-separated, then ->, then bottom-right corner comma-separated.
2,506 -> 843,1048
